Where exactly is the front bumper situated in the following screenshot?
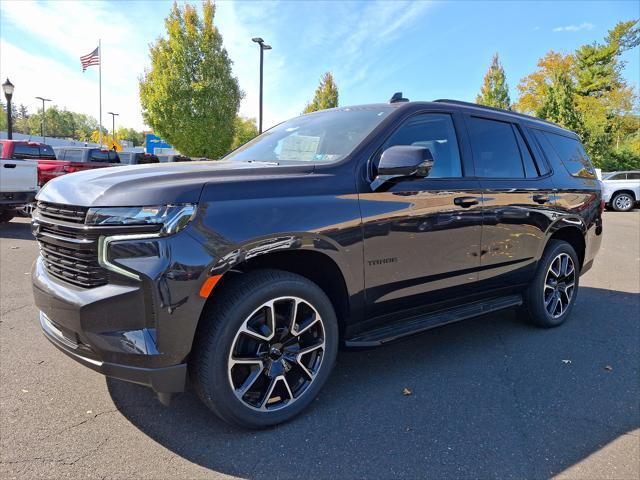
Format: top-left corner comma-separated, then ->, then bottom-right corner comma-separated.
31,222 -> 215,394
40,310 -> 186,392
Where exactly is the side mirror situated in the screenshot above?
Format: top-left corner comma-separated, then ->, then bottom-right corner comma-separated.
372,145 -> 434,190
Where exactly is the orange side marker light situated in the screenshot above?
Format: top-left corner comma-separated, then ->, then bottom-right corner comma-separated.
199,274 -> 223,298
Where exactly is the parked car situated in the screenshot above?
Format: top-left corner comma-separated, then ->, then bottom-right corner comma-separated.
157,154 -> 191,162
0,143 -> 38,222
118,152 -> 160,165
601,170 -> 640,211
0,141 -> 120,189
32,98 -> 603,428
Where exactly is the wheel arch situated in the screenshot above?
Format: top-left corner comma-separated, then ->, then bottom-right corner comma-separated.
546,224 -> 586,269
610,189 -> 637,202
198,235 -> 354,340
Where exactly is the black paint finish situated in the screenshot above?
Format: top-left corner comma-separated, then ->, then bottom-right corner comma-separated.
32,100 -> 603,394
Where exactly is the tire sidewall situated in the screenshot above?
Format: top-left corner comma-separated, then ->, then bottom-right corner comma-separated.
612,193 -> 634,212
203,276 -> 338,428
527,241 -> 580,327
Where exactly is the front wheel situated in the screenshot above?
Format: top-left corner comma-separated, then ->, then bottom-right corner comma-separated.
521,240 -> 580,328
611,192 -> 635,212
191,269 -> 338,429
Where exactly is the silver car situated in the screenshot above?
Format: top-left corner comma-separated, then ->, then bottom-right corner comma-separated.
602,171 -> 640,211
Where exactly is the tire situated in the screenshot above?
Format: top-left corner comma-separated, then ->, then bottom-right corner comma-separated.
521,240 -> 580,328
0,211 -> 14,223
191,269 -> 339,429
611,192 -> 635,212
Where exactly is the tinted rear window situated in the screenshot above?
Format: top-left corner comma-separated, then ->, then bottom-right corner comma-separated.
63,150 -> 84,162
12,144 -> 40,159
542,131 -> 595,179
628,172 -> 640,180
89,150 -> 116,162
467,117 -> 525,178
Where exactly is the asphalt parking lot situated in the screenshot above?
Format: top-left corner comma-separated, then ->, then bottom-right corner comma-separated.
1,212 -> 638,479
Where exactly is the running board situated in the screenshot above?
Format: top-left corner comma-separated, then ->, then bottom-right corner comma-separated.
345,294 -> 522,347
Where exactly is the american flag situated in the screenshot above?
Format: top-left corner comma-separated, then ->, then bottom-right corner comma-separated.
80,47 -> 100,72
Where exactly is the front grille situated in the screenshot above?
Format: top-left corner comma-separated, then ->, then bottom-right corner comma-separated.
37,201 -> 88,224
35,203 -> 107,289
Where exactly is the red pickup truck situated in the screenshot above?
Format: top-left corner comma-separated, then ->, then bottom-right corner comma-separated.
0,140 -> 120,188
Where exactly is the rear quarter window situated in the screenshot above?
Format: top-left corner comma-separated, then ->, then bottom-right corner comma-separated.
540,131 -> 596,179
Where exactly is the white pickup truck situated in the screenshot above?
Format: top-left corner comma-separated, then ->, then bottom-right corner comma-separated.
0,156 -> 38,223
601,171 -> 640,212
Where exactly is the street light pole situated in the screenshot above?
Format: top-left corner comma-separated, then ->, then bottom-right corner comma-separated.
107,111 -> 119,146
252,37 -> 271,134
2,78 -> 14,140
35,96 -> 52,143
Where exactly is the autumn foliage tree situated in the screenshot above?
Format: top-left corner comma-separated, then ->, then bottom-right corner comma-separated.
303,72 -> 339,113
515,20 -> 640,170
476,53 -> 511,109
139,0 -> 242,158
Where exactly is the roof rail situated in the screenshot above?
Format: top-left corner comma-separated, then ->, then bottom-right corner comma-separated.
432,99 -> 561,128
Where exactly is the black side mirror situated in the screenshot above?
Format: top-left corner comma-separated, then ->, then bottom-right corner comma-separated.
372,145 -> 434,190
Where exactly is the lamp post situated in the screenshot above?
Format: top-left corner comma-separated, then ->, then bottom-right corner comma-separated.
252,37 -> 271,134
2,78 -> 14,140
107,111 -> 119,147
35,96 -> 52,143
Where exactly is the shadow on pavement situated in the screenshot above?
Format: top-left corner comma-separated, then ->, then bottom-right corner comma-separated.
0,219 -> 34,241
107,286 -> 639,479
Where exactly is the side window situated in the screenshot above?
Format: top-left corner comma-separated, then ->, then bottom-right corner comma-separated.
467,117 -> 526,178
382,113 -> 462,178
64,150 -> 83,162
608,173 -> 626,180
542,131 -> 596,179
627,172 -> 640,180
12,144 -> 40,159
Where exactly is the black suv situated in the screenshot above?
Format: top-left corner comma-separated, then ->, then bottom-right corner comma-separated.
32,99 -> 602,428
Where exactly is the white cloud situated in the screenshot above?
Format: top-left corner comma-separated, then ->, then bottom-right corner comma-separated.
553,22 -> 594,32
0,0 -> 150,130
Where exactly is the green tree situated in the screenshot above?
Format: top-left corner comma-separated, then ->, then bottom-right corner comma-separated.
116,127 -> 145,146
230,116 -> 258,150
0,101 -> 7,131
515,20 -> 639,168
26,106 -> 100,140
476,53 -> 511,109
139,0 -> 241,158
303,72 -> 338,113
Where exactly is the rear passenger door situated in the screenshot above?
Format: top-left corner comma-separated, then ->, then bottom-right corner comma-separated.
464,114 -> 556,288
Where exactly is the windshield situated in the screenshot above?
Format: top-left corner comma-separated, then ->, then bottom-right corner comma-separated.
225,106 -> 392,164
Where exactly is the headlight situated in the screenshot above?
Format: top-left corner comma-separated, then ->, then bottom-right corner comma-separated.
86,204 -> 197,234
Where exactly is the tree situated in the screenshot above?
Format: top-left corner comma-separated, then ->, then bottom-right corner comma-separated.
116,127 -> 145,146
303,72 -> 338,113
515,21 -> 640,167
139,0 -> 242,158
230,117 -> 258,150
475,53 -> 511,109
25,106 -> 100,140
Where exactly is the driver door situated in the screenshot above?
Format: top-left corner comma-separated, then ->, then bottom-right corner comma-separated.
359,111 -> 483,320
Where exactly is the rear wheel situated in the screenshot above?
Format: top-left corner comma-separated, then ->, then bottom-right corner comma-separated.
521,240 -> 579,328
191,269 -> 338,429
611,192 -> 635,212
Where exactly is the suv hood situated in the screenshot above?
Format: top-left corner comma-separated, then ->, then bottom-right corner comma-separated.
37,160 -> 314,207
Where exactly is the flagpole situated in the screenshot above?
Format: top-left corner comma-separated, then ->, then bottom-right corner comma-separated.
98,39 -> 103,147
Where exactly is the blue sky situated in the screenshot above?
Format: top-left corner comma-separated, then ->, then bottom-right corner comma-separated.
1,0 -> 638,132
